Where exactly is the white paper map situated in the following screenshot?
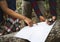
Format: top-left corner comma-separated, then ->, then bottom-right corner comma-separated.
14,22 -> 55,42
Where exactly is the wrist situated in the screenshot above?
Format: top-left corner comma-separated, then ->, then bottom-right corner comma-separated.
23,17 -> 27,21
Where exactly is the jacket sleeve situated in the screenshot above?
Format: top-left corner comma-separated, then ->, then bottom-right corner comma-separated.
49,0 -> 57,17
30,0 -> 43,18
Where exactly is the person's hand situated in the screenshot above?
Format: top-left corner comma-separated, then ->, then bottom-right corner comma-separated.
23,17 -> 35,27
52,16 -> 56,21
46,16 -> 56,25
39,16 -> 45,22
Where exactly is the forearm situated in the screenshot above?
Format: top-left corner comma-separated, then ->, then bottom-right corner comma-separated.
4,8 -> 26,20
0,0 -> 27,20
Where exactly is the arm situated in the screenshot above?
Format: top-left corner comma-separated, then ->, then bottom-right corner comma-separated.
30,0 -> 45,22
49,0 -> 57,21
0,0 -> 26,20
46,0 -> 57,25
0,0 -> 33,26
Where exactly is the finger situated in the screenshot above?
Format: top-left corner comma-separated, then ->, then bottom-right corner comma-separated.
28,21 -> 33,27
46,21 -> 51,25
33,21 -> 38,25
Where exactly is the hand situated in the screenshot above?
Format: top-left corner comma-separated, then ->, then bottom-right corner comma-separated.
46,16 -> 56,25
52,16 -> 56,21
24,17 -> 34,27
39,16 -> 45,22
46,19 -> 53,25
